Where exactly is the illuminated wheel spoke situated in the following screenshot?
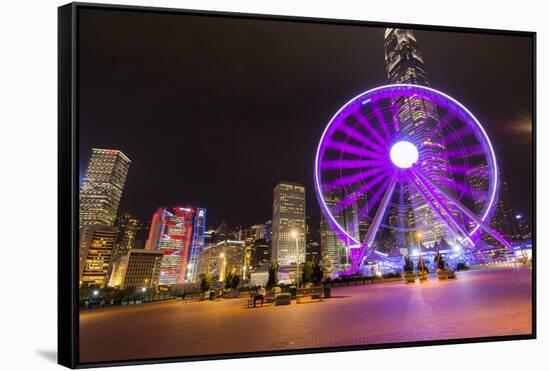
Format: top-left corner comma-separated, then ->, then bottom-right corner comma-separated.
413,168 -> 512,249
408,172 -> 474,247
335,123 -> 386,154
324,165 -> 386,190
320,159 -> 385,171
352,174 -> 397,270
324,139 -> 386,160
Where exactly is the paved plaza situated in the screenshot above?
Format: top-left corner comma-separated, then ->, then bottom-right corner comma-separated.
79,267 -> 532,363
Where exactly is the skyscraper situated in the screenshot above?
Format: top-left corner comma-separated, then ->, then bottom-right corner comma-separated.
467,164 -> 520,245
145,207 -> 195,286
320,191 -> 348,272
79,225 -> 119,287
143,206 -> 206,285
79,149 -> 131,228
186,208 -> 207,284
384,29 -> 457,248
108,249 -> 163,291
112,213 -> 142,261
271,181 -> 306,266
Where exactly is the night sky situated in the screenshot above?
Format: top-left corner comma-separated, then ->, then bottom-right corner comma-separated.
78,7 -> 533,229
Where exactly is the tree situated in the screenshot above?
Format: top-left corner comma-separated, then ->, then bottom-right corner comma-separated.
301,261 -> 313,284
403,256 -> 414,273
224,271 -> 234,289
417,256 -> 428,273
312,258 -> 323,284
267,261 -> 279,289
231,273 -> 240,289
435,251 -> 445,270
199,271 -> 212,292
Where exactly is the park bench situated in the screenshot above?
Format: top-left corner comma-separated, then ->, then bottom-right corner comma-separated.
247,293 -> 274,308
222,290 -> 241,299
181,293 -> 200,303
296,287 -> 323,304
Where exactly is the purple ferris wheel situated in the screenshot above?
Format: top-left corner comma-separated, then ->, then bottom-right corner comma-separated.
314,84 -> 512,272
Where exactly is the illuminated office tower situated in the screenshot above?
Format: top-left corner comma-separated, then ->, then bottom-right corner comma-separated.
320,191 -> 348,272
145,207 -> 195,286
112,213 -> 142,261
79,225 -> 119,287
196,240 -> 247,281
108,249 -> 163,291
79,149 -> 131,228
186,208 -> 207,284
384,29 -> 457,247
467,164 -> 520,245
271,181 -> 306,266
515,214 -> 531,241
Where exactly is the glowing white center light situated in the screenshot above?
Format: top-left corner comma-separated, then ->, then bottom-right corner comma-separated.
390,141 -> 418,169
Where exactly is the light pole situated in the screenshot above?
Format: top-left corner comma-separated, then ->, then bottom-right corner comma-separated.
219,252 -> 226,283
416,232 -> 424,272
291,230 -> 300,288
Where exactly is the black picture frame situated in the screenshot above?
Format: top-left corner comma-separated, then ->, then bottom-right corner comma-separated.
58,2 -> 536,368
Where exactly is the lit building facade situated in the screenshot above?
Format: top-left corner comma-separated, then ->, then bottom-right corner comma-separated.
108,249 -> 163,291
384,29 -> 458,247
79,225 -> 119,287
186,208 -> 207,284
145,207 -> 195,286
320,191 -> 348,272
515,214 -> 531,241
196,240 -> 248,281
144,206 -> 207,286
467,164 -> 520,245
251,238 -> 271,268
271,181 -> 306,266
112,213 -> 142,261
79,148 -> 130,228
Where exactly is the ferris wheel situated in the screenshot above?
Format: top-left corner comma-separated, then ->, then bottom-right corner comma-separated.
314,84 -> 512,271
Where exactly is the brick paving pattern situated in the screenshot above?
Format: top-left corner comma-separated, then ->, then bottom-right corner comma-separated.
80,268 -> 532,363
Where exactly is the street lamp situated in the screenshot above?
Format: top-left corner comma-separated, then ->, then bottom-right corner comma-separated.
219,252 -> 226,282
416,232 -> 424,272
291,230 -> 300,288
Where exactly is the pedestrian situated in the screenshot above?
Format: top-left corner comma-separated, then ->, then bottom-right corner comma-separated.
253,285 -> 266,307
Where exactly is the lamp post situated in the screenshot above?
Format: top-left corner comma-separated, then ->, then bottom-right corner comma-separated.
291,230 -> 300,288
219,252 -> 226,282
416,231 -> 424,272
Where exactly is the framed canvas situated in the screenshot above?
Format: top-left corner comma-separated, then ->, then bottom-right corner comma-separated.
58,2 -> 536,368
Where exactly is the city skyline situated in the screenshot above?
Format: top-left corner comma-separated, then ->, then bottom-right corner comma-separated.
79,9 -> 533,229
68,6 -> 534,366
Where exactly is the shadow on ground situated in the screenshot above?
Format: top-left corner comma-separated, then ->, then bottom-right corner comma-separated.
36,350 -> 57,363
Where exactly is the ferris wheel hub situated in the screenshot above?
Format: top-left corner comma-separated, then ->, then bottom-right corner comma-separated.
390,141 -> 418,169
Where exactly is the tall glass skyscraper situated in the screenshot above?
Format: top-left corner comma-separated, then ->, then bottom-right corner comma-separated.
384,29 -> 457,248
79,148 -> 131,228
186,208 -> 207,284
271,181 -> 306,266
145,206 -> 206,286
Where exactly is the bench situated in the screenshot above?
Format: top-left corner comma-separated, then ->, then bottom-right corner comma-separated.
177,293 -> 200,303
247,294 -> 274,308
222,290 -> 241,299
296,287 -> 323,304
